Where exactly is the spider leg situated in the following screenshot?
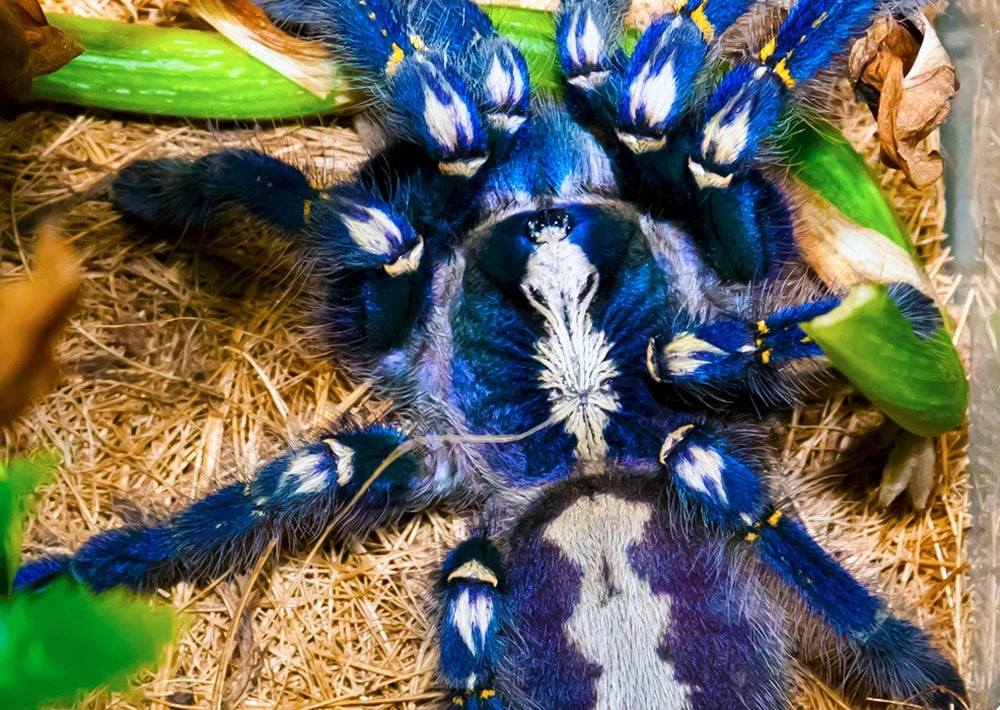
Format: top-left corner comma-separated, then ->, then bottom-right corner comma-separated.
110,147 -> 450,357
405,0 -> 531,148
15,425 -> 446,593
649,283 -> 942,411
616,0 -> 753,153
682,0 -> 884,280
658,424 -> 968,707
258,0 -> 531,172
111,148 -> 316,232
439,536 -> 506,710
555,0 -> 631,125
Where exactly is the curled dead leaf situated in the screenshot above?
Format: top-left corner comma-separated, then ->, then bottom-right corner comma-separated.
0,227 -> 80,426
190,0 -> 334,98
849,14 -> 958,189
879,431 -> 936,510
794,185 -> 935,298
0,0 -> 82,104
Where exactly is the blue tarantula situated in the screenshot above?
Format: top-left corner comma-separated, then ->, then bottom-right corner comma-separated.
17,0 -> 967,707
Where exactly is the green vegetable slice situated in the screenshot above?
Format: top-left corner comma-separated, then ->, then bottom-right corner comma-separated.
33,15 -> 351,120
801,282 -> 968,436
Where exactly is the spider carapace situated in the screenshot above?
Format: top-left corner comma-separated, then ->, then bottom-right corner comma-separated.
18,0 -> 968,707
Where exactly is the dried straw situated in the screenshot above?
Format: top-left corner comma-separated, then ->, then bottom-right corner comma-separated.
0,1 -> 969,708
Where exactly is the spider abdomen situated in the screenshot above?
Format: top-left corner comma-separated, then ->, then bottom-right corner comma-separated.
499,473 -> 786,709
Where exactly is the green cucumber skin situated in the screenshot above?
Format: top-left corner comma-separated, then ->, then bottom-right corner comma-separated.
33,15 -> 350,120
802,284 -> 968,436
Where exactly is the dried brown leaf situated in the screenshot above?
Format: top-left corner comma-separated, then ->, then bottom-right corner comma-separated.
190,0 -> 334,98
879,432 -> 936,509
849,14 -> 958,189
0,228 -> 80,426
0,0 -> 82,104
0,0 -> 34,103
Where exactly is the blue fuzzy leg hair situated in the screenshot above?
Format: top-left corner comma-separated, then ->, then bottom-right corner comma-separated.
15,426 -> 431,592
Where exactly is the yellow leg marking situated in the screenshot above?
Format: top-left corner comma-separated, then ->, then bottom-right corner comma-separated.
410,35 -> 427,51
302,199 -> 312,223
480,689 -> 496,700
745,531 -> 759,542
760,349 -> 771,365
386,42 -> 405,75
368,11 -> 376,19
758,37 -> 776,62
381,29 -> 388,36
767,509 -> 782,527
756,320 -> 769,335
452,698 -> 464,707
773,57 -> 795,88
689,4 -> 715,42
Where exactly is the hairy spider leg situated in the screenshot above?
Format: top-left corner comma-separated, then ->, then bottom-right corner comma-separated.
555,0 -> 631,123
439,537 -> 507,710
658,424 -> 968,706
403,0 -> 531,147
108,145 -> 490,359
680,0 -> 885,279
15,426 -> 437,593
111,149 -> 318,233
616,0 -> 756,153
649,282 -> 943,411
649,296 -> 838,409
253,0 -> 504,173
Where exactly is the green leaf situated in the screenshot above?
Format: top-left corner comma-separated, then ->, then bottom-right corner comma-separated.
781,122 -> 913,255
801,283 -> 968,436
0,580 -> 176,710
0,457 -> 53,596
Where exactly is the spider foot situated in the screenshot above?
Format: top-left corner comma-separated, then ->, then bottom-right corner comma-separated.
617,0 -> 754,154
439,537 -> 506,710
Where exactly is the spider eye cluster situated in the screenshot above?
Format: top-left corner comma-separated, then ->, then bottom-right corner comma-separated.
527,210 -> 573,243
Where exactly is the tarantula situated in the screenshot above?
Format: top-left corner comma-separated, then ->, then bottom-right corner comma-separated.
16,0 -> 967,707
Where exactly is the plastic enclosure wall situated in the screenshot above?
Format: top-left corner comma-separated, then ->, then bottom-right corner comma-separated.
953,0 -> 1000,706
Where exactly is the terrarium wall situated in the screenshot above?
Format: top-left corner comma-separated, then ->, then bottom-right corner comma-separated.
959,0 -> 1000,706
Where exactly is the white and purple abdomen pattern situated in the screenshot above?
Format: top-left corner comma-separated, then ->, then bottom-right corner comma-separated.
542,494 -> 692,708
500,476 -> 786,710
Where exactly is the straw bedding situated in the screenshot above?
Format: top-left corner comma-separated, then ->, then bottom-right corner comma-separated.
0,1 -> 969,707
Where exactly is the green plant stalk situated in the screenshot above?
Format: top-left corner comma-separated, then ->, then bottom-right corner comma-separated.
783,122 -> 912,254
801,283 -> 968,436
33,15 -> 352,120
